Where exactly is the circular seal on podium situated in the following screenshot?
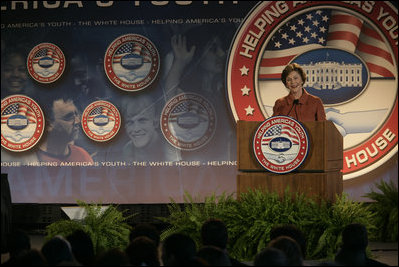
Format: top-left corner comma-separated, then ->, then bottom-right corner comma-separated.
253,116 -> 309,174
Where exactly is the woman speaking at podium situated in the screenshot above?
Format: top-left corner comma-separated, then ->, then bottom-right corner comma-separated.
272,63 -> 326,122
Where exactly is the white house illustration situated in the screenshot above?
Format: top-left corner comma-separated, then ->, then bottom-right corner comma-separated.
302,61 -> 362,90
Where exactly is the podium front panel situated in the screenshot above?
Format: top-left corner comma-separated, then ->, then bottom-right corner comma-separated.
237,171 -> 343,203
237,120 -> 343,172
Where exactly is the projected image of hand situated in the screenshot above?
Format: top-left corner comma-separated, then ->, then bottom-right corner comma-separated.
325,108 -> 388,137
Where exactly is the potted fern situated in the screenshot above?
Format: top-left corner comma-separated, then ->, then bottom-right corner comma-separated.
159,189 -> 376,262
363,179 -> 398,242
45,200 -> 134,254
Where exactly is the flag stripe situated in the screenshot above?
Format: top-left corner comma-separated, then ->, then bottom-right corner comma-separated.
357,41 -> 393,65
327,31 -> 360,48
355,24 -> 395,78
366,62 -> 395,77
329,14 -> 363,30
326,12 -> 363,52
281,130 -> 298,141
361,24 -> 384,41
258,72 -> 283,79
327,23 -> 362,35
357,51 -> 395,77
260,55 -> 296,67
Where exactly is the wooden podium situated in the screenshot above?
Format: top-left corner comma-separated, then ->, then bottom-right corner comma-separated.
237,120 -> 343,202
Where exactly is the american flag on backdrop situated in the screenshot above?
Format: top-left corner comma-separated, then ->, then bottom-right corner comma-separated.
259,9 -> 395,80
32,49 -> 60,64
88,107 -> 115,122
262,125 -> 299,145
113,43 -> 151,64
169,101 -> 208,123
1,103 -> 37,124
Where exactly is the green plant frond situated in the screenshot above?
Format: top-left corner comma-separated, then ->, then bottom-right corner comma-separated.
48,188 -> 393,261
46,200 -> 135,254
362,180 -> 398,241
161,190 -> 388,261
45,219 -> 84,241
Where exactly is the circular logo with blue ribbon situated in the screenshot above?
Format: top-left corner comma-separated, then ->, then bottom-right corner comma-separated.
253,116 -> 309,174
1,95 -> 45,152
161,93 -> 216,151
104,34 -> 160,91
81,100 -> 121,142
27,43 -> 65,83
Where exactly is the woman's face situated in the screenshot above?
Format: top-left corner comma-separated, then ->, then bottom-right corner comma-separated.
285,70 -> 304,95
1,53 -> 28,93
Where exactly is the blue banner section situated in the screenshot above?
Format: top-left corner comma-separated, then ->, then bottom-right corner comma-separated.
1,1 -> 259,203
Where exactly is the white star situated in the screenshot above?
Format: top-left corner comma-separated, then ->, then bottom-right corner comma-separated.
311,32 -> 318,39
302,37 -> 309,43
319,26 -> 327,33
312,20 -> 319,27
290,25 -> 297,31
322,15 -> 329,22
281,32 -> 289,39
318,37 -> 325,44
304,26 -> 311,32
288,38 -> 295,45
239,65 -> 249,76
297,19 -> 305,26
274,41 -> 281,48
245,105 -> 255,115
241,85 -> 251,96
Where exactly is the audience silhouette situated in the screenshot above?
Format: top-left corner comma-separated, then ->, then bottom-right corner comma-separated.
196,245 -> 232,266
94,248 -> 129,266
66,229 -> 95,266
268,235 -> 304,266
129,222 -> 161,248
161,233 -> 197,266
253,246 -> 288,266
2,229 -> 31,266
13,249 -> 48,266
41,235 -> 78,266
334,223 -> 388,266
200,218 -> 247,266
1,221 -> 392,266
125,236 -> 160,266
270,223 -> 307,259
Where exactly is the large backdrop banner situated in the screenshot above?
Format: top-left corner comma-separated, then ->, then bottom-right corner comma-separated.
1,1 -> 397,204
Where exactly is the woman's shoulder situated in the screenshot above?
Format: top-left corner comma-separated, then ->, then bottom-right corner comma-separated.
275,94 -> 289,104
304,90 -> 323,103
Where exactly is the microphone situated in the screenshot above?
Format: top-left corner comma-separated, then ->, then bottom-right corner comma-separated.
286,99 -> 299,117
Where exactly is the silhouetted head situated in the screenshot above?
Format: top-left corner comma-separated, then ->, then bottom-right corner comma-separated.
270,224 -> 306,257
162,233 -> 197,266
268,235 -> 303,266
201,218 -> 228,250
341,223 -> 368,250
254,247 -> 288,266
